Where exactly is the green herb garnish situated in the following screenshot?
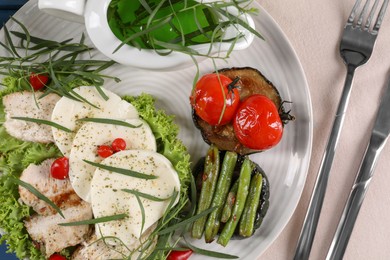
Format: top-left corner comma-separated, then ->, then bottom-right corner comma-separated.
83,159 -> 158,180
78,117 -> 142,128
0,17 -> 118,102
9,176 -> 64,218
121,188 -> 171,202
107,0 -> 263,59
58,213 -> 128,226
11,116 -> 73,132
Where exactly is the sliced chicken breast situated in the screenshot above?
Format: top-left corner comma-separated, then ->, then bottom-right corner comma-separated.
25,201 -> 92,257
72,224 -> 157,260
71,233 -> 124,260
3,91 -> 61,143
19,158 -> 82,216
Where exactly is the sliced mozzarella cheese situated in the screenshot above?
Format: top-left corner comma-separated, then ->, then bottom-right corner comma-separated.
3,91 -> 61,143
90,150 -> 181,250
69,119 -> 156,202
51,86 -> 138,156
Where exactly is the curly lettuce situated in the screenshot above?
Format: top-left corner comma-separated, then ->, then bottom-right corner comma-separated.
0,77 -> 192,259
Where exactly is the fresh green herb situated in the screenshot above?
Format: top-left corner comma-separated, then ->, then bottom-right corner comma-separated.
133,193 -> 146,236
121,188 -> 171,202
9,176 -> 65,218
11,116 -> 73,132
77,117 -> 142,128
158,206 -> 217,235
107,0 -> 262,60
0,17 -> 118,102
187,242 -> 239,259
58,213 -> 128,226
83,159 -> 158,180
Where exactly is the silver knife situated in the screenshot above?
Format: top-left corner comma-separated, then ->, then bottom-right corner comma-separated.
326,75 -> 390,260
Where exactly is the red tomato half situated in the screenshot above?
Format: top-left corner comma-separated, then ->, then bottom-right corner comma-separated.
29,72 -> 49,91
51,157 -> 69,180
190,73 -> 240,126
167,249 -> 193,260
233,94 -> 283,150
49,253 -> 67,260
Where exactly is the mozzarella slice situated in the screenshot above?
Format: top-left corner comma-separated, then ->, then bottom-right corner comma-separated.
90,150 -> 180,250
51,86 -> 138,156
3,91 -> 61,143
69,119 -> 156,202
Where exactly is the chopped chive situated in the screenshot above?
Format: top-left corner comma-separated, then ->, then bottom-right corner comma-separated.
11,117 -> 73,133
77,118 -> 142,128
58,213 -> 127,226
83,159 -> 158,180
10,177 -> 64,218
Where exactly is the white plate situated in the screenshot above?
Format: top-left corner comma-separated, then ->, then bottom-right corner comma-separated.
0,0 -> 313,259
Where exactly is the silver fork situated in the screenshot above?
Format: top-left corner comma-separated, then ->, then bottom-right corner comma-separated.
293,1 -> 389,259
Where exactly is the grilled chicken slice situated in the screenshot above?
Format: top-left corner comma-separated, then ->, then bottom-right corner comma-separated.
72,224 -> 158,260
71,234 -> 124,260
25,201 -> 92,258
3,91 -> 61,143
19,158 -> 82,216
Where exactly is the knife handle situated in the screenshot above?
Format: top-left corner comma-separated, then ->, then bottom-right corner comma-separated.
326,133 -> 388,260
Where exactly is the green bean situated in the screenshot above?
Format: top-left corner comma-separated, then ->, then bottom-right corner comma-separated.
217,157 -> 253,246
220,179 -> 239,223
239,172 -> 263,237
191,145 -> 220,239
204,151 -> 238,242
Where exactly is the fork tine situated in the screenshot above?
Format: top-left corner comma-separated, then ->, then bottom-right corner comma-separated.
356,0 -> 371,27
372,0 -> 390,33
364,0 -> 380,30
347,0 -> 362,25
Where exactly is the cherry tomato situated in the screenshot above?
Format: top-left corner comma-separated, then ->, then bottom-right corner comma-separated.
167,249 -> 193,260
97,145 -> 114,158
111,138 -> 126,152
190,73 -> 240,126
29,72 -> 49,91
51,157 -> 69,180
49,253 -> 67,260
233,94 -> 283,150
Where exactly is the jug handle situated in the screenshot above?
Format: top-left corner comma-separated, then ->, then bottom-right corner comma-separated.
38,0 -> 86,23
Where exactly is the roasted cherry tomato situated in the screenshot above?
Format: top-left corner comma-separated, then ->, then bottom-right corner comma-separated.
29,72 -> 49,91
190,73 -> 240,126
51,157 -> 69,180
49,253 -> 67,260
97,145 -> 114,158
167,249 -> 193,260
233,94 -> 283,150
111,138 -> 126,152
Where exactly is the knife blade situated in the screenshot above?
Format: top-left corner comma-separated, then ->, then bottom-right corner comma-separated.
326,74 -> 390,260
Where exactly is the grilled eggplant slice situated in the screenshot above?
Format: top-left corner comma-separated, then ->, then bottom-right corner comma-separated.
192,67 -> 293,155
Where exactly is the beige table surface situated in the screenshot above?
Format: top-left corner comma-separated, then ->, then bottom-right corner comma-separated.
257,0 -> 390,259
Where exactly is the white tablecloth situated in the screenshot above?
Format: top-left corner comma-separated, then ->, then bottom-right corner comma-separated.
259,0 -> 390,259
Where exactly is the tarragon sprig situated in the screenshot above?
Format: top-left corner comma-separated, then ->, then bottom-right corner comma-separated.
0,17 -> 118,102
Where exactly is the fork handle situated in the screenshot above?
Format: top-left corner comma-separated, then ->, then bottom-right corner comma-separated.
294,65 -> 356,260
